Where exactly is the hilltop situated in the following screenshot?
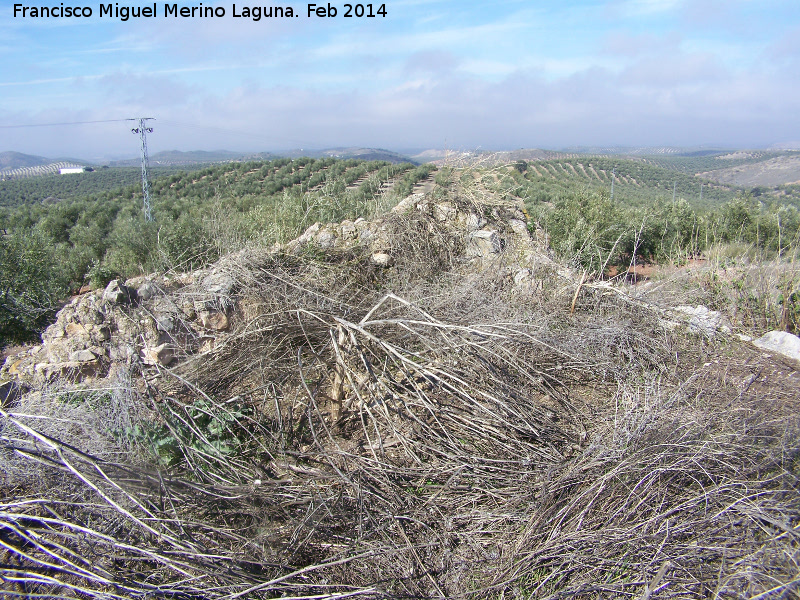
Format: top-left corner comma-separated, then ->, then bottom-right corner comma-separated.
1,166 -> 799,598
0,151 -> 51,170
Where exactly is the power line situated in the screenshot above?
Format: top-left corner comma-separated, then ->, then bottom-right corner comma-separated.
0,118 -> 132,129
0,116 -> 318,150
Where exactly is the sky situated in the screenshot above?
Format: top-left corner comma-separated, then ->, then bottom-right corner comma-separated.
0,0 -> 799,159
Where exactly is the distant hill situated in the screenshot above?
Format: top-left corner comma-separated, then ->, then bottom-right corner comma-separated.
107,148 -> 415,167
557,146 -> 731,157
0,151 -> 51,170
0,151 -> 92,180
698,154 -> 800,187
108,150 -> 279,167
298,147 -> 416,164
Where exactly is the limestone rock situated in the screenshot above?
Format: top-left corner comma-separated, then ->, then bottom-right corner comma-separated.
202,272 -> 236,296
142,343 -> 174,367
315,228 -> 337,249
103,279 -> 136,305
434,203 -> 456,222
674,305 -> 730,337
64,322 -> 91,340
340,220 -> 357,239
1,187 -> 558,389
69,349 -> 98,363
467,229 -> 501,257
199,311 -> 230,331
508,219 -> 529,235
35,360 -> 101,382
137,282 -> 157,301
371,253 -> 394,267
752,331 -> 800,362
391,194 -> 422,214
465,213 -> 486,232
297,223 -> 321,244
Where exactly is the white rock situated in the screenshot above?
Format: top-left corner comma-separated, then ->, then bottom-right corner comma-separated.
297,223 -> 321,243
674,305 -> 730,337
752,331 -> 800,361
508,219 -> 529,235
514,269 -> 531,286
371,253 -> 394,267
315,229 -> 336,248
465,213 -> 485,232
434,203 -> 456,221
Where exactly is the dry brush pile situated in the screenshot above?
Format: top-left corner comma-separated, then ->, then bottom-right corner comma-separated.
1,190 -> 799,599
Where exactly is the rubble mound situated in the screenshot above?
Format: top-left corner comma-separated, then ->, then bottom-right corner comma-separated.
2,192 -> 556,386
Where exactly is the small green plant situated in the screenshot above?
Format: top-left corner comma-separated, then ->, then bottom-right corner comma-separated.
117,398 -> 253,467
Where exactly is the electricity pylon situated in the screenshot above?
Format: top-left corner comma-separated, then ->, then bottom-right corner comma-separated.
130,117 -> 155,221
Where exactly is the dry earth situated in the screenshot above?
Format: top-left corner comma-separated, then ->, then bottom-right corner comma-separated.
699,154 -> 800,187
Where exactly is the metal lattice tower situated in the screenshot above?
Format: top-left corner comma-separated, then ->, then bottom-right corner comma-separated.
130,117 -> 155,221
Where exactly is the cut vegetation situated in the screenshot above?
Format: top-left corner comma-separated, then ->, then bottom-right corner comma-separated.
1,159 -> 799,599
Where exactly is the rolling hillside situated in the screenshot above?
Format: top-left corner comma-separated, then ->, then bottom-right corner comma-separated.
0,151 -> 50,170
698,154 -> 800,187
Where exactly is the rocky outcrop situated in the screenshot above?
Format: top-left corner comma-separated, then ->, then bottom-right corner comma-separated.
279,193 -> 555,274
1,192 -> 553,387
0,269 -> 236,384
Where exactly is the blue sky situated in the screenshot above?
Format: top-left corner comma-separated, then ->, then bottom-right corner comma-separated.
1,0 -> 799,158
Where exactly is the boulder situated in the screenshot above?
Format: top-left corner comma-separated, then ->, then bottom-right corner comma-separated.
103,279 -> 136,305
467,229 -> 501,257
142,343 -> 174,367
202,272 -> 236,296
752,331 -> 800,362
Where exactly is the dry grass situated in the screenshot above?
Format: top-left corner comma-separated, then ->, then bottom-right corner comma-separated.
1,185 -> 799,599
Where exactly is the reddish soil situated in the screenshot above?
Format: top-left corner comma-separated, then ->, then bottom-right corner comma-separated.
606,258 -> 707,283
